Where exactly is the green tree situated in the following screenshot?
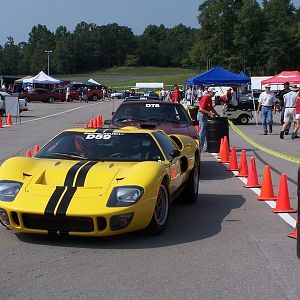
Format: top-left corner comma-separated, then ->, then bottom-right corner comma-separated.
233,0 -> 265,73
191,0 -> 243,69
262,0 -> 297,73
0,37 -> 20,75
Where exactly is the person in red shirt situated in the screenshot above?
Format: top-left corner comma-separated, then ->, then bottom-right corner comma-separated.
197,87 -> 217,150
292,89 -> 300,139
171,85 -> 180,103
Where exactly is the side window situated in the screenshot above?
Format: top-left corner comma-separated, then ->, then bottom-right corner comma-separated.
153,131 -> 177,161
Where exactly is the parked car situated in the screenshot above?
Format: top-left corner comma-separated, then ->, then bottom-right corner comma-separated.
1,91 -> 28,114
105,100 -> 199,140
67,83 -> 104,101
19,88 -> 61,103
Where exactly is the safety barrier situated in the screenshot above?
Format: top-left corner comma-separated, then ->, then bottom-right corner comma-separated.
228,120 -> 300,164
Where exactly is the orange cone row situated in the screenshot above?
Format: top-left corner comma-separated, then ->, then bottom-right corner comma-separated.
25,145 -> 40,157
218,136 -> 298,239
85,114 -> 103,129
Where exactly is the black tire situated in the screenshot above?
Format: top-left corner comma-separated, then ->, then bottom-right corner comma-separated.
92,94 -> 98,101
145,183 -> 169,235
48,97 -> 55,103
237,114 -> 249,125
181,157 -> 200,204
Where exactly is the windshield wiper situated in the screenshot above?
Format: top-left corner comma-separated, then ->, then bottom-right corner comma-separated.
146,118 -> 181,123
52,152 -> 89,160
115,117 -> 146,122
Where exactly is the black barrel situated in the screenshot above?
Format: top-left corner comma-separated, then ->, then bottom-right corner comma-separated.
297,167 -> 300,258
206,117 -> 229,153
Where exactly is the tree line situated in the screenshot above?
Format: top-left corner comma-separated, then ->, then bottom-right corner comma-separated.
0,0 -> 299,76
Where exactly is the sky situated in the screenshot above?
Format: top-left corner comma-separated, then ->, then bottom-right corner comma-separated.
0,0 -> 200,46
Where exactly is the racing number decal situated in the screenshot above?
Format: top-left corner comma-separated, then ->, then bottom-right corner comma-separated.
85,133 -> 111,140
145,104 -> 160,108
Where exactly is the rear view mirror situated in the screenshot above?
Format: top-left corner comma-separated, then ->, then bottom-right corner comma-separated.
169,149 -> 181,160
104,119 -> 111,125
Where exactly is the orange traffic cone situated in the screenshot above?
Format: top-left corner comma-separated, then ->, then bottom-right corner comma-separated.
244,157 -> 261,188
25,150 -> 32,157
0,116 -> 2,128
88,119 -> 93,128
227,146 -> 239,171
218,137 -> 224,158
288,217 -> 298,239
97,114 -> 103,128
93,117 -> 97,128
6,113 -> 13,126
84,123 -> 88,129
272,173 -> 297,213
257,165 -> 277,201
219,136 -> 230,163
235,150 -> 248,177
33,145 -> 40,155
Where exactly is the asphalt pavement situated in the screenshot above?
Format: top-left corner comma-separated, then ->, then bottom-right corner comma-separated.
0,100 -> 299,299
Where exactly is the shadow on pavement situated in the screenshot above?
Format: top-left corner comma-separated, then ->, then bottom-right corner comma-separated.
16,193 -> 245,249
200,160 -> 233,180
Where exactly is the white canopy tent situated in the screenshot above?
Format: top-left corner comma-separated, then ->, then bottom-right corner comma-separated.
23,71 -> 61,84
88,78 -> 102,85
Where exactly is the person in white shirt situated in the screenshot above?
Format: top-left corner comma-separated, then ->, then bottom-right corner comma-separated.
280,84 -> 298,139
185,87 -> 193,105
256,85 -> 277,135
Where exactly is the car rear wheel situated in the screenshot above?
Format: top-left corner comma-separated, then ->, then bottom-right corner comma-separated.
181,156 -> 200,204
92,95 -> 98,101
48,97 -> 55,103
237,114 -> 249,125
145,183 -> 169,235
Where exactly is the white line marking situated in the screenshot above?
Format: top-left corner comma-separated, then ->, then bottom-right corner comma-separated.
211,153 -> 297,228
2,102 -> 102,127
22,102 -> 101,123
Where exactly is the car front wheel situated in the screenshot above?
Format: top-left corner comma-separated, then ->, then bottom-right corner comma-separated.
145,183 -> 169,235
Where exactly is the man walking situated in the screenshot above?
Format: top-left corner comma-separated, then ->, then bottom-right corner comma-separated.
197,87 -> 217,151
256,84 -> 276,135
277,82 -> 291,134
280,84 -> 298,139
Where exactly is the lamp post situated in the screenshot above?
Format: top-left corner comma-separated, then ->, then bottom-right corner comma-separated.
44,50 -> 53,75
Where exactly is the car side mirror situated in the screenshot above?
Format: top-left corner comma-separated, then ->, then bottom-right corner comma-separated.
169,149 -> 181,160
104,119 -> 111,125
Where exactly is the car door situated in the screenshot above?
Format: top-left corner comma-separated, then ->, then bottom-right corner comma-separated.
153,131 -> 185,195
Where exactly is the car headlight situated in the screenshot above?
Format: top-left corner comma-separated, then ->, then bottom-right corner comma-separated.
107,186 -> 144,207
0,180 -> 23,202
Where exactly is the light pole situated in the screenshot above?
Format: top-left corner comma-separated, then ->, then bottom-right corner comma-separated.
44,50 -> 53,75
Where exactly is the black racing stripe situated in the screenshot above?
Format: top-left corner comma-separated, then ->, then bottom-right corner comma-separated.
64,161 -> 86,187
75,161 -> 98,187
56,187 -> 77,216
44,186 -> 65,216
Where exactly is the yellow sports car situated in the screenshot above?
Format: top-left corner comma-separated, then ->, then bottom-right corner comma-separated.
0,127 -> 200,236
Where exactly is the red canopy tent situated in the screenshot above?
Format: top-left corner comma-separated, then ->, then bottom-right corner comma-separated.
261,71 -> 300,85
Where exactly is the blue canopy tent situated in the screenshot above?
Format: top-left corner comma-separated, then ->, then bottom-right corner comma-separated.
186,66 -> 250,86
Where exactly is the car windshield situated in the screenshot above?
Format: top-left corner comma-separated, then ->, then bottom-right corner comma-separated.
114,103 -> 190,124
35,131 -> 164,162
